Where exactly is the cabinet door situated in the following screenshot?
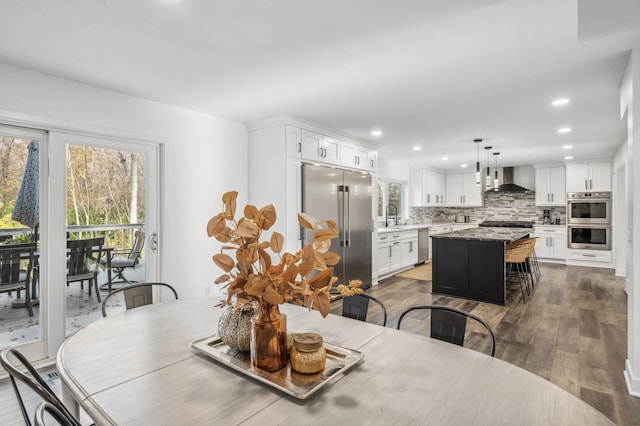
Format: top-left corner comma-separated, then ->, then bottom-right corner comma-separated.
285,125 -> 302,158
446,174 -> 463,206
434,172 -> 446,205
321,136 -> 341,164
549,167 -> 566,205
422,170 -> 434,205
368,151 -> 378,172
355,146 -> 370,170
376,242 -> 391,276
341,142 -> 358,169
300,129 -> 323,161
409,168 -> 423,206
400,238 -> 418,267
549,235 -> 567,259
589,162 -> 611,192
389,241 -> 402,270
566,164 -> 589,192
462,172 -> 482,206
535,168 -> 551,205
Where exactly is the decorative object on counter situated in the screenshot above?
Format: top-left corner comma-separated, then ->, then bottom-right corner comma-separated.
290,333 -> 327,374
217,302 -> 258,351
207,190 -> 343,371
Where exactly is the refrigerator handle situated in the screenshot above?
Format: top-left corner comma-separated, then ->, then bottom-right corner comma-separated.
345,186 -> 351,246
338,185 -> 346,247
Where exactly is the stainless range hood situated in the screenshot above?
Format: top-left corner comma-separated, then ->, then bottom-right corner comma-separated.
485,167 -> 533,194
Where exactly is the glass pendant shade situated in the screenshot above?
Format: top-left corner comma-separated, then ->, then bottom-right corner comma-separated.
474,139 -> 482,186
493,152 -> 499,189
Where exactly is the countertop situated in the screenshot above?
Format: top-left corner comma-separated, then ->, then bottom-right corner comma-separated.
430,226 -> 532,243
377,222 -> 478,234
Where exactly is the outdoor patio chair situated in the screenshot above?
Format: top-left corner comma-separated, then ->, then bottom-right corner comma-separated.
101,282 -> 178,317
67,237 -> 104,302
101,230 -> 145,288
0,347 -> 81,426
397,305 -> 496,357
0,242 -> 37,317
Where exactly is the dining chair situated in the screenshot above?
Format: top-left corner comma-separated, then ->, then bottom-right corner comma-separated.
67,237 -> 104,302
98,230 -> 145,288
101,282 -> 178,317
0,242 -> 37,316
34,402 -> 76,426
396,305 -> 496,357
341,293 -> 387,326
0,347 -> 81,426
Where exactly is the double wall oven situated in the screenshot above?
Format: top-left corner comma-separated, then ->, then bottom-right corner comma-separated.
567,192 -> 611,250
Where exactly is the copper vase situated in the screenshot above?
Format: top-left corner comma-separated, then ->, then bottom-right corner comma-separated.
250,303 -> 287,371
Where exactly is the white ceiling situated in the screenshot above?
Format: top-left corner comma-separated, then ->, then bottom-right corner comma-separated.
1,0 -> 639,172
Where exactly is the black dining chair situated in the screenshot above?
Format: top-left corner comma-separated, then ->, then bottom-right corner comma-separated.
397,305 -> 496,357
0,242 -> 37,317
67,237 -> 104,302
101,282 -> 178,317
0,347 -> 81,426
341,293 -> 387,326
34,402 -> 76,426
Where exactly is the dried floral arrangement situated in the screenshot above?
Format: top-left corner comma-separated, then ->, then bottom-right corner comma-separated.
207,191 -> 346,317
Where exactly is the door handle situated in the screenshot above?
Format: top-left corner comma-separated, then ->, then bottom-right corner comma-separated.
149,232 -> 158,253
345,186 -> 351,247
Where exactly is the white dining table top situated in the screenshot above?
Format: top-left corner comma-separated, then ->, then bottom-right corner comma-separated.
56,296 -> 613,425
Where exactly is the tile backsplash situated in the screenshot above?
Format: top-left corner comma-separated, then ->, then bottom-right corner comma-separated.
409,192 -> 566,224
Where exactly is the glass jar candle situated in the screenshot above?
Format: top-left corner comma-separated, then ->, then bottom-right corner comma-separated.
290,333 -> 326,374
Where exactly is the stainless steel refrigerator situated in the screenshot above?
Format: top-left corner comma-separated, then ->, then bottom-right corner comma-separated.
302,164 -> 373,289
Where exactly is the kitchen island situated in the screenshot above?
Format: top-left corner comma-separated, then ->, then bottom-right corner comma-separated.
431,227 -> 531,305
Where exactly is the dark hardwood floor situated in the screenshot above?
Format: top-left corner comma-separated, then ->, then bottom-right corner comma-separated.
330,262 -> 640,426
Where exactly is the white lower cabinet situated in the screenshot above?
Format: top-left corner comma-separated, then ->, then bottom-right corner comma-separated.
377,230 -> 418,277
533,226 -> 566,261
566,249 -> 612,263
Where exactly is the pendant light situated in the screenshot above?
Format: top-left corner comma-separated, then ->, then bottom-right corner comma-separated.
493,152 -> 500,189
484,146 -> 492,190
474,139 -> 482,186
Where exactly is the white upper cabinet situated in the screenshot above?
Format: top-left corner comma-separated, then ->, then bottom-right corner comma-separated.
423,170 -> 446,206
286,125 -> 302,158
566,162 -> 611,192
300,130 -> 340,163
446,172 -> 482,206
341,141 -> 372,171
409,168 -> 445,206
535,166 -> 566,206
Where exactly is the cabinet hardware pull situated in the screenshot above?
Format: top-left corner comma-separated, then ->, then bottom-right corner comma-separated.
582,254 -> 596,258
589,179 -> 593,190
370,159 -> 374,168
551,193 -> 554,202
585,179 -> 588,190
298,142 -> 301,153
427,194 -> 430,203
388,246 -> 392,257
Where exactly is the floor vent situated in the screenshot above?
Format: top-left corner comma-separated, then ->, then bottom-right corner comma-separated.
42,370 -> 59,381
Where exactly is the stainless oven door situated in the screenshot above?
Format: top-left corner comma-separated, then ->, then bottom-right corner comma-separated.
568,225 -> 611,250
567,199 -> 611,225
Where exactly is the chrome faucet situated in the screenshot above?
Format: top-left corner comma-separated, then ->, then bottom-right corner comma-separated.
385,204 -> 398,227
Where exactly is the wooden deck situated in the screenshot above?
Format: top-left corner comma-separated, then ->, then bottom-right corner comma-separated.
0,266 -> 146,348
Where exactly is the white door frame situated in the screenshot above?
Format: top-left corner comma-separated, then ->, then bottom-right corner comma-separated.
47,132 -> 160,357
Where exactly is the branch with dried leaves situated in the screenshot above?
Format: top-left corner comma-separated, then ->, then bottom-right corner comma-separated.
207,190 -> 341,317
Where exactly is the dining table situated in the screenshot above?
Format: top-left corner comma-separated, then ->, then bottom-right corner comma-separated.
56,296 -> 613,425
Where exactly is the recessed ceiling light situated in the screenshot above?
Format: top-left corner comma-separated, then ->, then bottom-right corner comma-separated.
371,130 -> 382,136
552,98 -> 570,106
558,127 -> 572,134
564,156 -> 573,160
441,156 -> 448,161
562,145 -> 573,150
461,164 -> 468,168
412,146 -> 422,151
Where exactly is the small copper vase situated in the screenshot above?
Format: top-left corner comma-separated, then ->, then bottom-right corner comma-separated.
250,303 -> 287,371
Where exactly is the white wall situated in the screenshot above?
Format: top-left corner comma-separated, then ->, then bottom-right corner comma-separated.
0,63 -> 248,299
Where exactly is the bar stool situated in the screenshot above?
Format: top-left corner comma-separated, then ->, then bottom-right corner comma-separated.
508,237 -> 540,287
505,243 -> 532,303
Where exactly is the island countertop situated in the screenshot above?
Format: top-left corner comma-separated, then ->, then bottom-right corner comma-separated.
430,226 -> 531,243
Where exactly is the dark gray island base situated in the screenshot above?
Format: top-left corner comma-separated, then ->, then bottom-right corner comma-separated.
431,227 -> 531,305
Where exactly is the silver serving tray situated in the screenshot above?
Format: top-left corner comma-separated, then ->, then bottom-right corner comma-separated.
191,334 -> 363,399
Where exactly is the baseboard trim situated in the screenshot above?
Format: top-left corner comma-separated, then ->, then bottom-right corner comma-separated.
624,359 -> 640,397
615,267 -> 626,277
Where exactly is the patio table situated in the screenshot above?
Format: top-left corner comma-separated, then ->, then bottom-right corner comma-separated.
56,297 -> 613,425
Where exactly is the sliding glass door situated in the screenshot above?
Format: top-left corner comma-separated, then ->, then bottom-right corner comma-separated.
0,124 -> 160,362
